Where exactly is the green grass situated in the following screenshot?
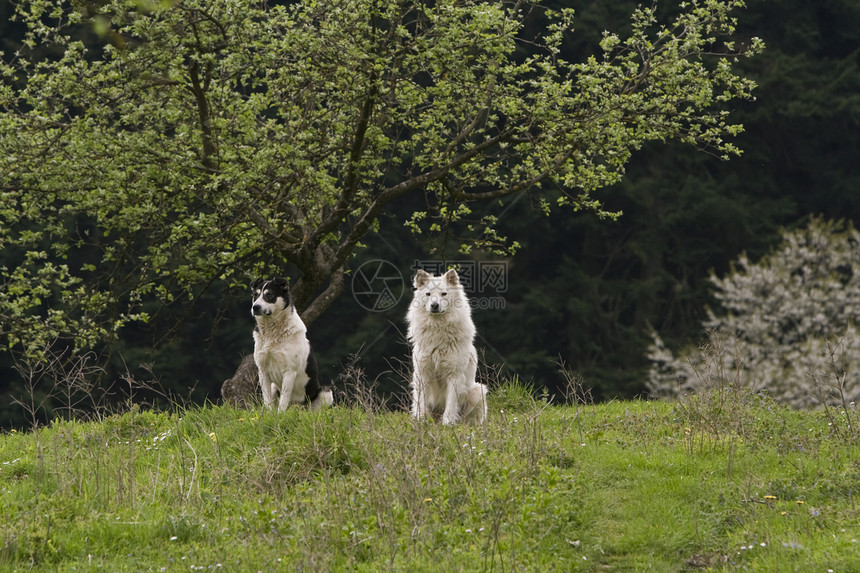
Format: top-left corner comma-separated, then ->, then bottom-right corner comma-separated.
1,386 -> 859,572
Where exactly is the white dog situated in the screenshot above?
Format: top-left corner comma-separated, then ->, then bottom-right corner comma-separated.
251,277 -> 333,411
406,269 -> 488,425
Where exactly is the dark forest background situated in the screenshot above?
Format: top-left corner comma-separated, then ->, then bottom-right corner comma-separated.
2,0 -> 859,428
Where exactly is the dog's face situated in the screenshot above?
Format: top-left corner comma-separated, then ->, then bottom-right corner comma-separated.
412,269 -> 461,314
250,277 -> 291,317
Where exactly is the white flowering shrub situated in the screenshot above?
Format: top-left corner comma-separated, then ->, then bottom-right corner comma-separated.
648,217 -> 860,408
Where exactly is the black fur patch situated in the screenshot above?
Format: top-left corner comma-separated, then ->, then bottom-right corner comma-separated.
304,343 -> 322,403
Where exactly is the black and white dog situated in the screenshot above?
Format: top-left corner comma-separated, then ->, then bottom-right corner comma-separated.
251,277 -> 333,411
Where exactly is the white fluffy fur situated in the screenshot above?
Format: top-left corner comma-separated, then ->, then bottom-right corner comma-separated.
406,269 -> 488,425
252,285 -> 332,411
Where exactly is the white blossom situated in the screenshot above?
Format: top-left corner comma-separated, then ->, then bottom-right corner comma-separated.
648,217 -> 860,408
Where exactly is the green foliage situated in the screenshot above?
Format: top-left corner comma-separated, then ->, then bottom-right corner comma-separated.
0,0 -> 761,360
2,397 -> 860,570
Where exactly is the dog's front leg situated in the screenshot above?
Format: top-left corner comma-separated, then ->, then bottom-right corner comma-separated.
411,375 -> 427,420
461,384 -> 488,425
441,377 -> 462,425
259,370 -> 277,410
278,371 -> 297,411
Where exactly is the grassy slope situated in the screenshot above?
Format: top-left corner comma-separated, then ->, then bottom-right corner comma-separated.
1,385 -> 859,572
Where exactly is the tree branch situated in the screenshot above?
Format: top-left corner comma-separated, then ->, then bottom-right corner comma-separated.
188,60 -> 217,170
298,265 -> 345,326
301,83 -> 377,264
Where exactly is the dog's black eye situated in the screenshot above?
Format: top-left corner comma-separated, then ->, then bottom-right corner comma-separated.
425,292 -> 431,296
441,292 -> 447,296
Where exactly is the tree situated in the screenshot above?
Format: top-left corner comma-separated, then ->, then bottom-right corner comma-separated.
648,217 -> 860,408
0,0 -> 762,360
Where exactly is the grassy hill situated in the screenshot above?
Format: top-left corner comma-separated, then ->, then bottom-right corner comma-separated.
1,382 -> 859,571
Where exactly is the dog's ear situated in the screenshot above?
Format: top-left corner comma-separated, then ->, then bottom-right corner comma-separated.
272,277 -> 292,307
443,268 -> 460,287
413,269 -> 431,289
250,278 -> 264,291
